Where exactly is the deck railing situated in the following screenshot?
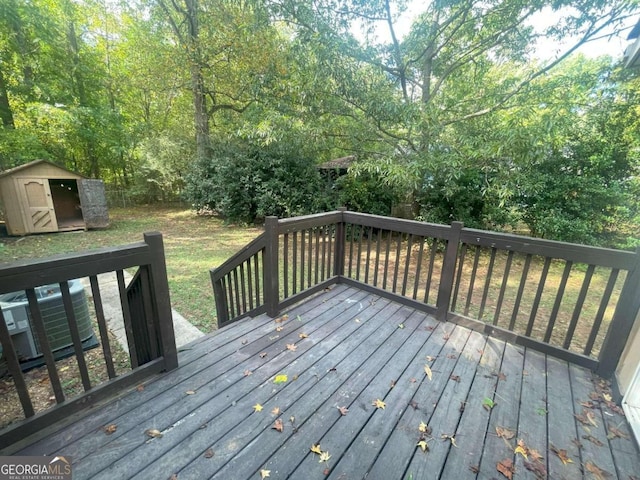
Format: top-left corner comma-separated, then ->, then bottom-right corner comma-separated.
211,210 -> 640,379
0,232 -> 177,450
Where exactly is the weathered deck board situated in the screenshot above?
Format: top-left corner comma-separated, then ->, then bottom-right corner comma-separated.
12,286 -> 639,480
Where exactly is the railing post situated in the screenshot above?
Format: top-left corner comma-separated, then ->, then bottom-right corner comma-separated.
264,216 -> 280,317
436,221 -> 463,322
211,272 -> 229,327
334,207 -> 347,277
144,232 -> 178,371
597,247 -> 640,378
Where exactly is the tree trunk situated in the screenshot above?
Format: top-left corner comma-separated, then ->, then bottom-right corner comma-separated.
0,67 -> 15,129
185,0 -> 210,161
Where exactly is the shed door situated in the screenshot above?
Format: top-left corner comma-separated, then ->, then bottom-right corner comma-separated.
17,178 -> 59,233
78,179 -> 109,228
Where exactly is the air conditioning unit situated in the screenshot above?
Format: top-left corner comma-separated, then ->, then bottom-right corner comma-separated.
0,279 -> 96,369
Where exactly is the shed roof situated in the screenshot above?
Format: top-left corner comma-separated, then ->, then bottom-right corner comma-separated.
0,159 -> 87,179
317,155 -> 356,170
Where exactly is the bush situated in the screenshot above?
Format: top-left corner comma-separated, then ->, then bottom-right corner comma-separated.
333,171 -> 400,216
184,140 -> 326,223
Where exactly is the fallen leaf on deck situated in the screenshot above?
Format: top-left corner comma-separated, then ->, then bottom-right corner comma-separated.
276,326 -> 284,332
373,399 -> 386,409
524,460 -> 547,479
390,379 -> 396,388
426,355 -> 436,362
482,397 -> 496,410
514,439 -> 528,459
450,374 -> 460,382
169,474 -> 177,480
185,390 -> 196,395
585,461 -> 611,480
582,434 -> 603,446
443,334 -> 450,340
469,465 -> 479,474
419,421 -> 429,433
136,385 -> 144,392
529,449 -> 544,462
409,400 -> 419,409
253,403 -> 263,412
275,314 -> 289,323
447,353 -> 457,359
496,458 -> 515,479
550,444 -> 573,465
492,371 -> 507,381
103,424 -> 117,435
296,315 -> 302,321
274,374 -> 288,384
272,418 -> 284,432
424,365 -> 433,381
398,323 -> 405,329
260,469 -> 270,479
271,407 -> 281,415
260,352 -> 267,358
441,434 -> 458,447
310,444 -> 322,455
417,440 -> 429,452
204,448 -> 215,458
586,411 -> 598,427
495,426 -> 515,440
602,393 -> 612,402
145,428 -> 163,438
244,370 -> 252,377
409,378 -> 417,383
581,400 -> 596,408
337,406 -> 349,416
241,339 -> 248,345
299,332 -> 309,339
607,424 -> 629,440
286,343 -> 297,351
319,451 -> 331,463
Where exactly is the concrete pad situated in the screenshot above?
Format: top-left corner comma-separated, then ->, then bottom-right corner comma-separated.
80,272 -> 204,354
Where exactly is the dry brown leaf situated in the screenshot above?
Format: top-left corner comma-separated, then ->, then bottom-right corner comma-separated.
337,406 -> 349,416
145,428 -> 163,438
424,365 -> 433,381
586,411 -> 598,427
582,434 -> 604,446
585,461 -> 611,480
514,441 -> 528,459
243,370 -> 252,377
496,458 -> 515,479
299,332 -> 309,339
441,434 -> 458,447
272,418 -> 284,432
495,426 -> 515,440
169,475 -> 178,480
276,326 -> 284,332
524,460 -> 547,479
550,444 -> 573,465
372,399 -> 386,409
607,424 -> 629,440
409,378 -> 417,383
286,343 -> 297,351
103,424 -> 117,435
469,465 -> 479,474
271,407 -> 281,416
450,374 -> 460,382
204,448 -> 215,458
529,449 -> 544,462
426,355 -> 436,362
136,385 -> 144,392
260,352 -> 267,358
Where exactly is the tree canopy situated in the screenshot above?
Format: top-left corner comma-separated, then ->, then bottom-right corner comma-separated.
0,0 -> 638,246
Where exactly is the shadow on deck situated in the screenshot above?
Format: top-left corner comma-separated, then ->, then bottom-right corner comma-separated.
12,285 -> 639,479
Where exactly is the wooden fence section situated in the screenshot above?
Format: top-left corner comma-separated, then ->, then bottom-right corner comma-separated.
211,211 -> 640,379
0,232 -> 177,449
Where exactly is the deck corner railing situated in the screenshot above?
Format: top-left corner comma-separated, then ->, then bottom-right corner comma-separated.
0,232 -> 177,451
211,210 -> 640,380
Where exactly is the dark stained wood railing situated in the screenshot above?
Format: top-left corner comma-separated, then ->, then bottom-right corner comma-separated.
211,211 -> 640,379
0,232 -> 177,449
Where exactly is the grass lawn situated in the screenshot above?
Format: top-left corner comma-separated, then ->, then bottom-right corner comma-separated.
0,206 -> 261,332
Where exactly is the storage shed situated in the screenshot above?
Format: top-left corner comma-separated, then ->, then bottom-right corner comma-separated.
0,159 -> 109,236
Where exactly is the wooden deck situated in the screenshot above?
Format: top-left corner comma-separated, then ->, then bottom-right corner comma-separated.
11,285 -> 640,479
